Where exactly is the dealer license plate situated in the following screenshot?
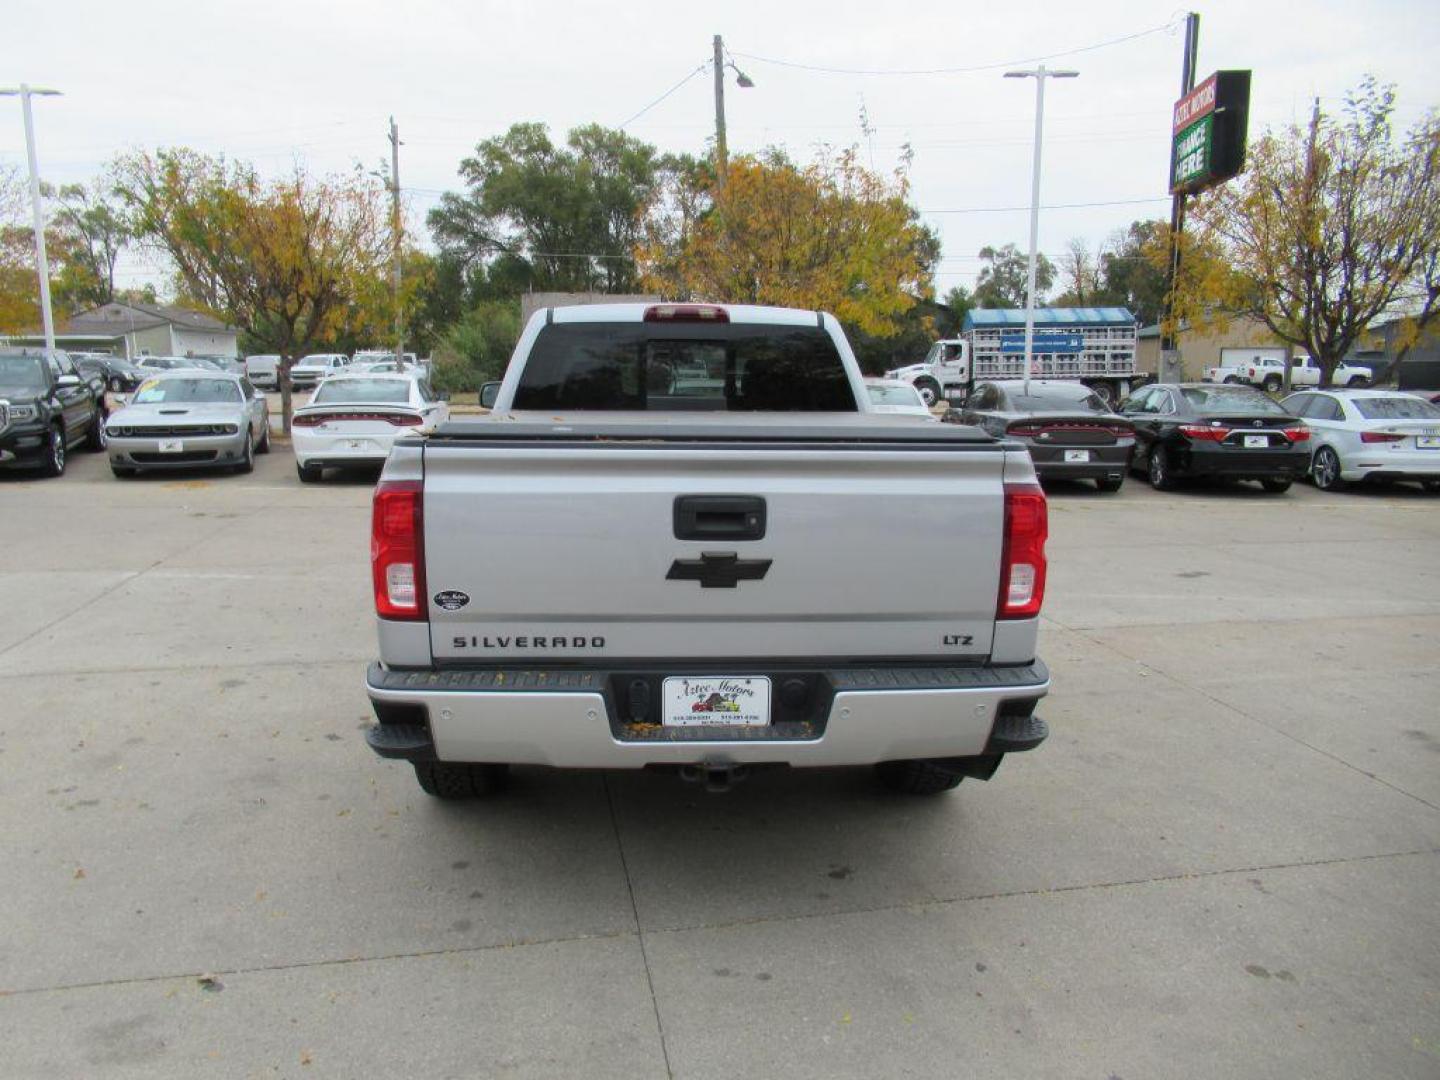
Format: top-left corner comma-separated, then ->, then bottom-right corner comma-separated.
662,676 -> 771,727
346,439 -> 371,451
158,439 -> 184,453
1243,435 -> 1269,448
1063,449 -> 1091,463
1417,436 -> 1440,449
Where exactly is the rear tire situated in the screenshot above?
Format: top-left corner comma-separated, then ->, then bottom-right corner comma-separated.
296,462 -> 322,483
1223,375 -> 1240,384
413,762 -> 509,799
1260,477 -> 1292,494
110,465 -> 136,479
1347,375 -> 1370,387
875,759 -> 963,795
1095,476 -> 1124,493
1148,446 -> 1176,491
1312,446 -> 1345,491
1262,375 -> 1283,392
84,408 -> 107,451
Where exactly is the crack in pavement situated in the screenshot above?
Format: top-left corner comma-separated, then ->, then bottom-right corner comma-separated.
6,845 -> 1435,1000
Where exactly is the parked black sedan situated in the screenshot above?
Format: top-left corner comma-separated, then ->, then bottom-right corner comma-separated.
950,380 -> 1135,492
74,354 -> 147,393
1117,383 -> 1311,492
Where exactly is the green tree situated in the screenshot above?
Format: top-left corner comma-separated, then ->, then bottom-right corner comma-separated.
430,299 -> 522,391
935,284 -> 975,337
1100,221 -> 1168,325
1188,78 -> 1440,385
973,243 -> 1054,308
115,148 -> 390,428
50,181 -> 129,309
428,122 -> 660,295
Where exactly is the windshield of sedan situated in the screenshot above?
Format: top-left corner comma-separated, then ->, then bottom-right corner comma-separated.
1353,397 -> 1440,420
131,378 -> 243,404
311,379 -> 411,404
1179,387 -> 1288,414
0,354 -> 49,391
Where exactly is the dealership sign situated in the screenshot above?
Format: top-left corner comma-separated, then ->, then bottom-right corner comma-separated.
1170,70 -> 1252,196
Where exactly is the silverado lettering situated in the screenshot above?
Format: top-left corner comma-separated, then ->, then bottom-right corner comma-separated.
452,635 -> 606,649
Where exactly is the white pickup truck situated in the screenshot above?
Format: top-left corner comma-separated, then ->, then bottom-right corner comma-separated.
1204,355 -> 1373,391
363,303 -> 1051,798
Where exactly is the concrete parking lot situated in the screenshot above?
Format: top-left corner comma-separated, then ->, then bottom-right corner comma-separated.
1,449 -> 1437,1079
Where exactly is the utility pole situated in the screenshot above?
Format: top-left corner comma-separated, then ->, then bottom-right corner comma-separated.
1,84 -> 63,353
1293,97 -> 1322,392
1159,12 -> 1201,384
1004,65 -> 1079,396
388,116 -> 405,371
713,34 -> 728,187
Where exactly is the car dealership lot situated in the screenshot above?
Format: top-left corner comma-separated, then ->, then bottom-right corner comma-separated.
1,455 -> 1437,1079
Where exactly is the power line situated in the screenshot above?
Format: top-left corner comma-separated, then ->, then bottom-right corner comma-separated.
924,196 -> 1171,214
730,20 -> 1179,77
617,63 -> 711,129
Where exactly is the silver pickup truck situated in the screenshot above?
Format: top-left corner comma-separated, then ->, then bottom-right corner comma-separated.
364,303 -> 1050,797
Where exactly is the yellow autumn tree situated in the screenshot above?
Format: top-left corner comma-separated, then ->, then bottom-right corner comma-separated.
1185,78 -> 1440,385
637,148 -> 938,337
114,149 -> 391,427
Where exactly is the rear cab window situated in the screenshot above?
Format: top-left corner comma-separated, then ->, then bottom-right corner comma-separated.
511,323 -> 858,412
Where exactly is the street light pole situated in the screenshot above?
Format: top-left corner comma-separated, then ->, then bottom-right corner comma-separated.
1004,65 -> 1077,395
710,35 -> 754,190
1,84 -> 63,354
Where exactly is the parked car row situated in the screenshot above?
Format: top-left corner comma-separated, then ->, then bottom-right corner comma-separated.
937,378 -> 1440,496
243,351 -> 429,390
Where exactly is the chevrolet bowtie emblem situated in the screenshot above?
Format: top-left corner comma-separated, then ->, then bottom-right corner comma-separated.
666,552 -> 772,589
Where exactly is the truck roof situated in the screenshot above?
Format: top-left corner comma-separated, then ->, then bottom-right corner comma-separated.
546,303 -> 825,327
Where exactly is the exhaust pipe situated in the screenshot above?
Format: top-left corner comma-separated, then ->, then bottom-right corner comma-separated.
678,763 -> 748,793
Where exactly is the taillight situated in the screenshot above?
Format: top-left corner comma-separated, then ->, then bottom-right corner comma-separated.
388,413 -> 424,426
1360,431 -> 1403,443
1006,422 -> 1042,436
1179,424 -> 1229,442
999,482 -> 1048,620
643,304 -> 729,323
292,413 -> 323,427
1282,426 -> 1310,442
295,411 -> 423,426
372,480 -> 426,620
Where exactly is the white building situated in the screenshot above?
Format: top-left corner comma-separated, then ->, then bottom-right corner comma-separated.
46,302 -> 239,359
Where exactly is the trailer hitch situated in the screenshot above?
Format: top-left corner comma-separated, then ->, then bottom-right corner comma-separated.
678,763 -> 749,793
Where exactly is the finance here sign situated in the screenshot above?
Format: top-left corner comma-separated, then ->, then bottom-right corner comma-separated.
1169,70 -> 1251,196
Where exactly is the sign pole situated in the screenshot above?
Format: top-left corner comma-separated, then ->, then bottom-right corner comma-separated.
1159,12 -> 1200,381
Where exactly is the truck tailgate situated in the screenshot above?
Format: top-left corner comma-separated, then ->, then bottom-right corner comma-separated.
420,420 -> 1007,663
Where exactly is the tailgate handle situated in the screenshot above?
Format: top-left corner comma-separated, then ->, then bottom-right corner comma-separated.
674,495 -> 766,541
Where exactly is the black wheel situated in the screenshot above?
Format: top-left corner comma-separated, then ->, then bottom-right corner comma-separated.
1085,382 -> 1116,407
1346,376 -> 1370,388
296,462 -> 322,483
1262,375 -> 1283,392
1223,375 -> 1240,384
1148,445 -> 1176,490
109,375 -> 123,392
413,762 -> 509,799
875,759 -> 963,795
110,465 -> 136,479
41,424 -> 66,478
235,432 -> 254,474
1311,446 -> 1345,491
914,377 -> 942,408
1260,477 -> 1293,494
84,408 -> 107,452
257,422 -> 271,454
1095,476 -> 1124,493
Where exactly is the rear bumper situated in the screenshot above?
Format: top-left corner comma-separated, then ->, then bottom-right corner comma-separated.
364,660 -> 1050,769
1024,441 -> 1133,480
1342,449 -> 1440,482
1178,444 -> 1310,478
293,429 -> 400,468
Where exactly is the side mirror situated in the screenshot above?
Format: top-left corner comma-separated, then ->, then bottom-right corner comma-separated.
57,374 -> 81,388
479,382 -> 501,409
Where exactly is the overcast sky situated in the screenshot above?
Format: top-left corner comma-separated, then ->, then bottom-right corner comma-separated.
6,0 -> 1438,298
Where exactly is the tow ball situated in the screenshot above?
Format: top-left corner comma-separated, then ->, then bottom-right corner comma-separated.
678,763 -> 748,793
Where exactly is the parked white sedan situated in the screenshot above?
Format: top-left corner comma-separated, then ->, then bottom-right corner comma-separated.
1281,389 -> 1440,492
291,374 -> 448,482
